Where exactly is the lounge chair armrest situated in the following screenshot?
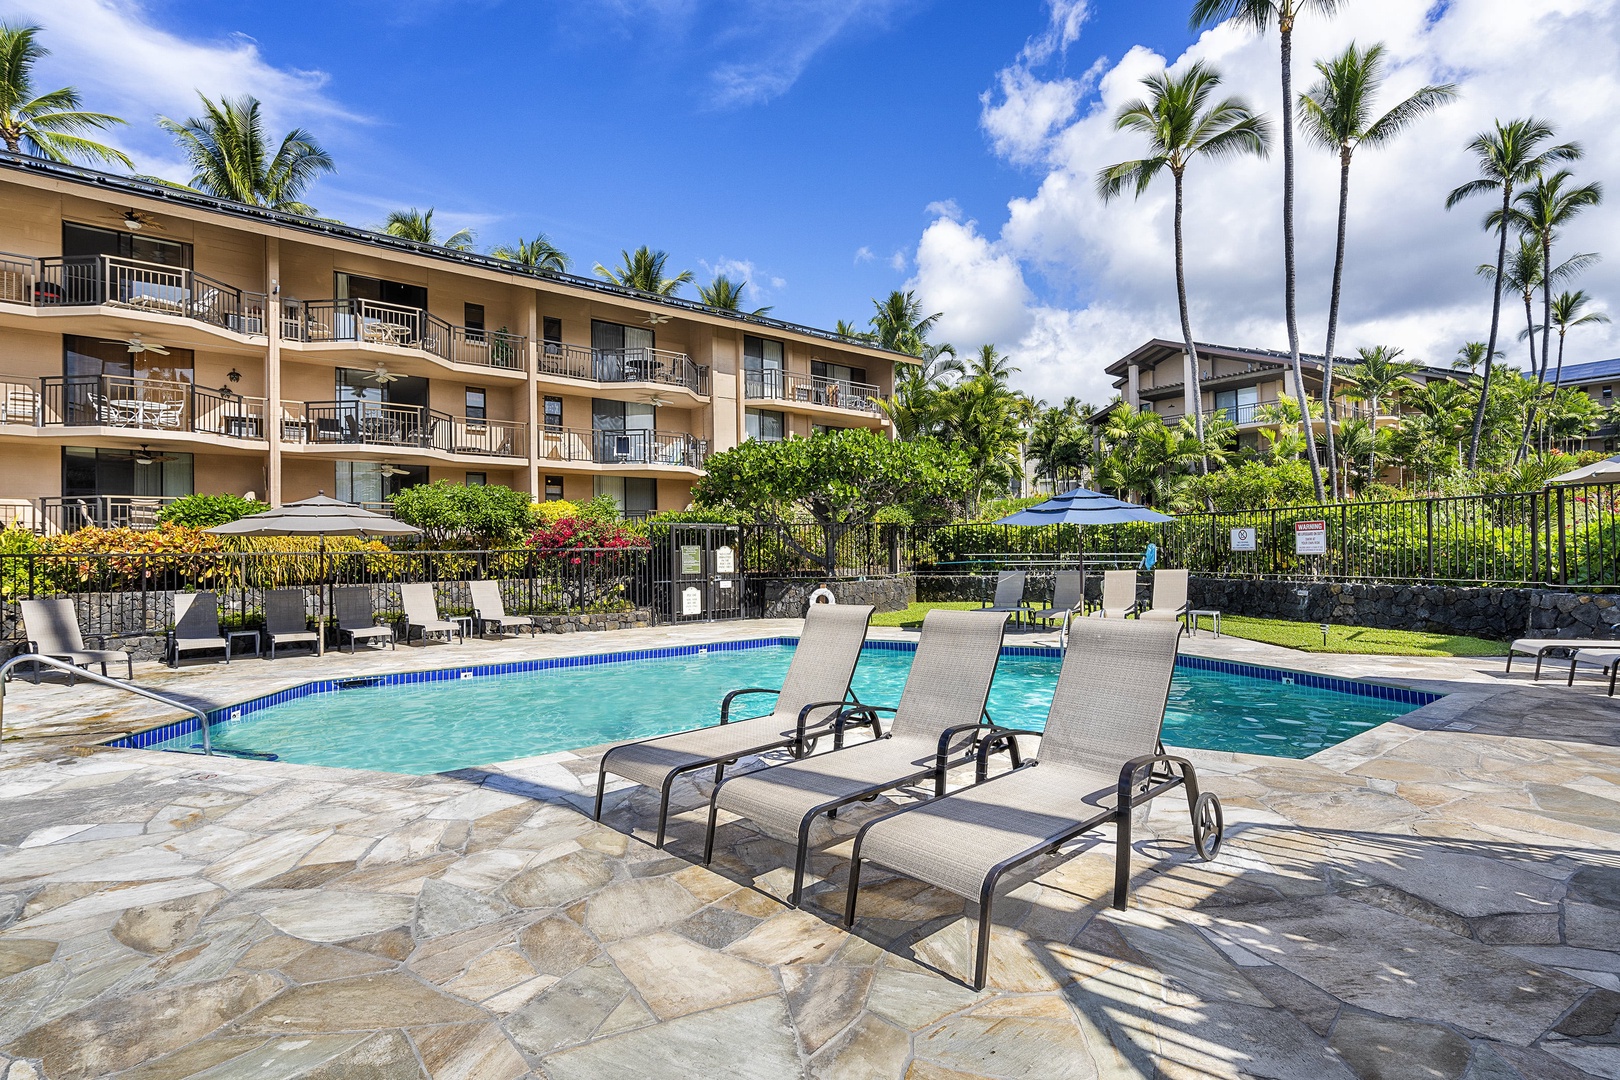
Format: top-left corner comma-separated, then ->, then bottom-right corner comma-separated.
833,704 -> 895,733
974,725 -> 1042,778
796,699 -> 857,742
1117,752 -> 1198,809
935,721 -> 992,774
720,687 -> 779,723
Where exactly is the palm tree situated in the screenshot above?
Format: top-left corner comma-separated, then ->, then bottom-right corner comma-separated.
383,208 -> 475,250
1548,290 -> 1610,390
1192,0 -> 1343,503
158,94 -> 334,214
593,246 -> 693,296
1341,345 -> 1420,481
0,23 -> 131,168
1479,236 -> 1545,375
1451,341 -> 1497,376
1510,170 -> 1602,384
1445,117 -> 1580,468
834,319 -> 876,344
869,290 -> 941,356
1299,41 -> 1456,498
1096,60 -> 1271,481
698,274 -> 772,315
492,235 -> 570,273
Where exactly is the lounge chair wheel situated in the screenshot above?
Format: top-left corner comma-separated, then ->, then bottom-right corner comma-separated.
1192,792 -> 1223,861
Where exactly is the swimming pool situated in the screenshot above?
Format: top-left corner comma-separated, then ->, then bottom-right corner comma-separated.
126,639 -> 1439,774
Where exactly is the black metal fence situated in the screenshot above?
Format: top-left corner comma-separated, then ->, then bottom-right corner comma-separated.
0,547 -> 654,644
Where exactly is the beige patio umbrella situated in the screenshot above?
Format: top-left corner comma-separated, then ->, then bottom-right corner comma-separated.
207,494 -> 421,654
1550,455 -> 1620,485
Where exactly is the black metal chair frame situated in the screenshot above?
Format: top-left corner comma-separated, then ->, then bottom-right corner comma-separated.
844,729 -> 1221,991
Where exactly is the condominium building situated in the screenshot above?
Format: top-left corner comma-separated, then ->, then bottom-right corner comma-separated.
0,156 -> 912,531
1550,356 -> 1620,451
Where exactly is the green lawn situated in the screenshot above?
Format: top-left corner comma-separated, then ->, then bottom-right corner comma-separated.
871,602 -> 1506,657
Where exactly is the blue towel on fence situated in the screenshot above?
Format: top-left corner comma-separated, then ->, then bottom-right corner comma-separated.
1141,543 -> 1159,570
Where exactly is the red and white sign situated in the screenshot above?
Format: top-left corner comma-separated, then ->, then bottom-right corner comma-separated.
1294,520 -> 1328,555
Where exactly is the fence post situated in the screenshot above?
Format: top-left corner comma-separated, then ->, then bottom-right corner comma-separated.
1339,503 -> 1348,578
1425,500 -> 1434,580
1269,508 -> 1279,576
1529,493 -> 1538,583
1557,486 -> 1568,586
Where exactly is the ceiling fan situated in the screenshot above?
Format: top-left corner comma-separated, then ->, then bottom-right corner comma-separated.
377,462 -> 411,477
364,362 -> 402,384
117,208 -> 164,232
644,311 -> 672,326
101,334 -> 170,355
647,393 -> 668,409
129,445 -> 178,465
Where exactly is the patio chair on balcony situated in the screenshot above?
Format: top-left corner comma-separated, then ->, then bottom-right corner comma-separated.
1,385 -> 37,424
19,598 -> 133,684
265,589 -> 321,660
843,618 -> 1219,990
335,586 -> 396,652
168,592 -> 229,668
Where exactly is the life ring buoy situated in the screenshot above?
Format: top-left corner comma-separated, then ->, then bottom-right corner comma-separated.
808,587 -> 837,607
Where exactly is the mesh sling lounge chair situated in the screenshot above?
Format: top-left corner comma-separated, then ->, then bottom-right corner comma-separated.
1563,647 -> 1620,695
265,589 -> 321,660
595,603 -> 875,849
1090,570 -> 1138,619
843,618 -> 1222,991
1028,571 -> 1086,643
1137,569 -> 1190,625
401,583 -> 464,645
1506,637 -> 1619,680
169,592 -> 229,668
981,570 -> 1029,627
19,598 -> 133,684
469,580 -> 537,638
336,587 -> 396,652
703,609 -> 1009,907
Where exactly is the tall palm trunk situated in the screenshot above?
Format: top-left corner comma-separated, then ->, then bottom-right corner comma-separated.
1367,393 -> 1379,481
1517,232 -> 1559,462
1553,328 -> 1568,389
1514,284 -> 1540,461
1468,185 -> 1512,469
1321,145 -> 1351,500
1172,168 -> 1212,485
1280,20 -> 1326,503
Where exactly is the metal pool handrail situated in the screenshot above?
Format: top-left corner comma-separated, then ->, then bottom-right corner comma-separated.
0,654 -> 212,755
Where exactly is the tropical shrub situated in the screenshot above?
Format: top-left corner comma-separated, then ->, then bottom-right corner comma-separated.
156,493 -> 268,529
390,481 -> 533,546
0,525 -> 41,599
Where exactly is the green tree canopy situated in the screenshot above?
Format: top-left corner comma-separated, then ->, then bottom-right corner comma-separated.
158,93 -> 334,214
594,246 -> 693,296
699,274 -> 772,315
383,207 -> 475,250
389,481 -> 533,547
155,493 -> 269,529
693,430 -> 969,572
0,22 -> 131,168
492,234 -> 570,273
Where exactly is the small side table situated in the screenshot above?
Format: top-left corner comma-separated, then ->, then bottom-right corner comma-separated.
227,629 -> 262,658
450,616 -> 472,642
1186,610 -> 1221,638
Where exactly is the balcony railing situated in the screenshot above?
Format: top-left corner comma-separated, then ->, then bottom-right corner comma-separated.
37,495 -> 181,533
4,253 -> 268,335
282,400 -> 525,458
1199,400 -> 1384,426
534,427 -> 708,468
744,369 -> 881,414
21,375 -> 267,438
283,299 -> 527,371
540,342 -> 708,395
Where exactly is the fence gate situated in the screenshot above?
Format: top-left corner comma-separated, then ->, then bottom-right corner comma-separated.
657,524 -> 745,622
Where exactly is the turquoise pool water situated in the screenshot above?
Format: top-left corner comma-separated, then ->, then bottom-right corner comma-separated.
152,644 -> 1429,774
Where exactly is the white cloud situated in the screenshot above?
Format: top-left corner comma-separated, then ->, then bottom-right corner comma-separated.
979,0 -> 1098,165
706,0 -> 911,108
889,249 -> 909,272
854,246 -> 876,263
699,256 -> 783,300
924,199 -> 964,221
917,0 -> 1620,410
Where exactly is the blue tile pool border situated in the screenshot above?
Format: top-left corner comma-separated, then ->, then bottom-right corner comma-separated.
104,636 -> 1443,752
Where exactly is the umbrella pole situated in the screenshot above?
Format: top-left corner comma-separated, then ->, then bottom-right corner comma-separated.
318,534 -> 327,656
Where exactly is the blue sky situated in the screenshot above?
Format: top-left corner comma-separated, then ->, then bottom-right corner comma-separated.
10,1 -> 1195,332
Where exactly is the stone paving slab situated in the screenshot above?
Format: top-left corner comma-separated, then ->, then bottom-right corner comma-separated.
0,619 -> 1617,1078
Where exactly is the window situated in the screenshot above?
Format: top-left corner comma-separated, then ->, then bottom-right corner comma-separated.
544,475 -> 565,501
1605,385 -> 1613,400
335,272 -> 426,311
746,408 -> 785,442
544,396 -> 564,431
744,335 -> 784,398
812,424 -> 847,436
335,367 -> 426,408
812,359 -> 866,385
464,303 -> 485,341
63,336 -> 195,425
63,222 -> 191,268
1214,386 -> 1259,423
543,316 -> 563,357
595,476 -> 657,517
465,472 -> 487,486
63,446 -> 193,498
465,387 -> 486,420
593,398 -> 655,462
335,461 -> 427,503
591,319 -> 655,380
65,335 -> 194,383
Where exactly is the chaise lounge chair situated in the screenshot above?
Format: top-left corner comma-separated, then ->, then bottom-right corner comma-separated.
1090,569 -> 1138,618
595,603 -> 875,848
844,618 -> 1222,990
1563,647 -> 1620,696
401,583 -> 464,645
335,586 -> 396,652
1028,571 -> 1086,643
981,570 -> 1029,626
1506,637 -> 1617,680
1137,568 -> 1190,624
265,589 -> 321,659
19,598 -> 133,684
169,592 -> 229,668
703,609 -> 1008,906
469,580 -> 537,638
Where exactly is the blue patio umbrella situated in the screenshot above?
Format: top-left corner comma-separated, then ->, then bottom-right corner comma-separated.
994,486 -> 1173,526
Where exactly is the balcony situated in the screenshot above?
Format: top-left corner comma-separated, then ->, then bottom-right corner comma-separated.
0,374 -> 268,439
537,427 -> 709,469
37,494 -> 181,533
0,252 -> 267,335
1197,400 -> 1383,426
283,299 -> 527,373
281,400 -> 526,459
744,370 -> 881,415
540,342 -> 708,396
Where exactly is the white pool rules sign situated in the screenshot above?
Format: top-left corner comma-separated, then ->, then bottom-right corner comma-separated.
1294,519 -> 1328,555
1230,526 -> 1256,552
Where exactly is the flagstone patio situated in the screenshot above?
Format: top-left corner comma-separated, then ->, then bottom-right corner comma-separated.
0,621 -> 1617,1079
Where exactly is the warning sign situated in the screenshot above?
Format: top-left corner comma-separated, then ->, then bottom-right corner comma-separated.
1294,520 -> 1328,555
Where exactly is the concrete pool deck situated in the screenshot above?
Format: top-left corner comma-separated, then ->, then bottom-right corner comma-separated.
0,620 -> 1617,1078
